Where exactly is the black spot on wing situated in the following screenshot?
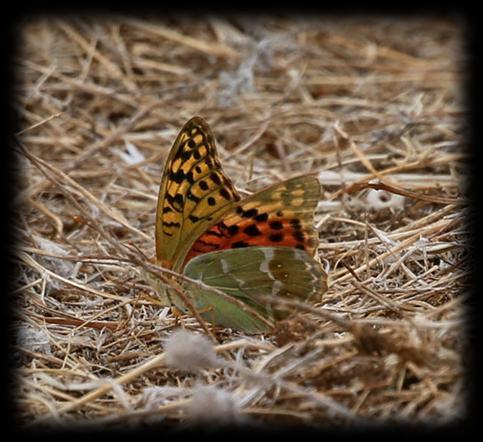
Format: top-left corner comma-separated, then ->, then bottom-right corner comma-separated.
170,169 -> 186,184
254,212 -> 268,222
242,208 -> 258,218
227,225 -> 239,235
269,233 -> 284,242
290,219 -> 302,230
232,241 -> 249,248
210,172 -> 221,185
163,221 -> 181,227
180,149 -> 191,161
167,193 -> 184,211
244,224 -> 262,237
269,220 -> 283,230
219,188 -> 231,200
199,180 -> 209,191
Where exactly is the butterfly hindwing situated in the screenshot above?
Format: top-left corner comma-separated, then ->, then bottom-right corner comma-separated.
184,176 -> 321,265
182,246 -> 327,332
155,116 -> 240,271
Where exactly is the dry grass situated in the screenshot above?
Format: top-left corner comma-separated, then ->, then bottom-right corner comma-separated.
14,16 -> 467,428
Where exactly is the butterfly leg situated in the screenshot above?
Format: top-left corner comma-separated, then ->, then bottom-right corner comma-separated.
171,306 -> 184,328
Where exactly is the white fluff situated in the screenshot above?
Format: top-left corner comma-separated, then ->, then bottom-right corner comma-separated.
164,329 -> 222,371
17,326 -> 52,356
187,385 -> 243,425
365,189 -> 405,209
141,386 -> 190,409
34,236 -> 68,256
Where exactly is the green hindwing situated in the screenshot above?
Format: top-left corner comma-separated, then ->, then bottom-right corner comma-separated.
182,246 -> 327,333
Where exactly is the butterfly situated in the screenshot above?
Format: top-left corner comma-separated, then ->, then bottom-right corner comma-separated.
149,116 -> 327,333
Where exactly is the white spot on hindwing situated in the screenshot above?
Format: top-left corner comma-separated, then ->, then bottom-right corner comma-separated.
261,248 -> 275,263
261,249 -> 288,296
232,274 -> 247,289
213,257 -> 247,290
259,259 -> 269,273
259,248 -> 277,283
221,258 -> 230,274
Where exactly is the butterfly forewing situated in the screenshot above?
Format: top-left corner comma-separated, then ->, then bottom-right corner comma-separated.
184,176 -> 321,265
183,246 -> 327,332
155,117 -> 240,270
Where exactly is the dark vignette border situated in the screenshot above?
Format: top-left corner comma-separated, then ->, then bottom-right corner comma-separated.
2,4 -> 478,438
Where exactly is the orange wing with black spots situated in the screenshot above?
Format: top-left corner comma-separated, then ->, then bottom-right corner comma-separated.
183,176 -> 321,266
155,116 -> 240,271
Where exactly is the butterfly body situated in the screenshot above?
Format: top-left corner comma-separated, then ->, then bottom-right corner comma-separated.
151,116 -> 327,332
